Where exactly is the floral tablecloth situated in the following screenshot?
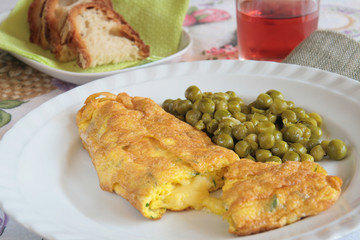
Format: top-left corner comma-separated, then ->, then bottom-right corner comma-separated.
0,0 -> 360,239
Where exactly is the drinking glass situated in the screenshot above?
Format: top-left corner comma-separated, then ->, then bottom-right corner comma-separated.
236,0 -> 320,62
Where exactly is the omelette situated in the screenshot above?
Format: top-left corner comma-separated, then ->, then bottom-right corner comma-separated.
76,92 -> 240,219
222,159 -> 343,236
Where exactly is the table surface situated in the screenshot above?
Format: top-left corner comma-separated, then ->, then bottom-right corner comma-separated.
0,0 -> 360,239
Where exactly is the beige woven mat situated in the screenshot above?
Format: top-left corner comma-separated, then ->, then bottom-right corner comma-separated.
0,50 -> 55,101
283,30 -> 360,81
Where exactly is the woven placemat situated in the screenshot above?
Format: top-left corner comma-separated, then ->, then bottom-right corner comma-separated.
0,50 -> 55,100
283,30 -> 360,81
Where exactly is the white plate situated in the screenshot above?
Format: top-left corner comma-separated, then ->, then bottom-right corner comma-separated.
11,29 -> 192,85
0,10 -> 192,85
0,60 -> 359,240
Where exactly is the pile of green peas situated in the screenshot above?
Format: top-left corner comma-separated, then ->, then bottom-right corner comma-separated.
162,86 -> 348,163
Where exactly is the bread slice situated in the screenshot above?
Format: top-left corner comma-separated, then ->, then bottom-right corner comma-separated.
43,0 -> 113,62
61,2 -> 150,69
28,0 -> 48,48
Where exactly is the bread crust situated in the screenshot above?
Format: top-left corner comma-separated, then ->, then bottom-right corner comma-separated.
28,0 -> 48,48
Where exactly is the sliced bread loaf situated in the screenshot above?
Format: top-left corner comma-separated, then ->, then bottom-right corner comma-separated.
28,0 -> 150,69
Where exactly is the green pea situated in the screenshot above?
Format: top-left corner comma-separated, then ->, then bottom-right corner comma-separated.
294,123 -> 308,133
256,121 -> 275,134
250,119 -> 259,127
213,92 -> 229,100
214,109 -> 232,121
206,119 -> 218,134
258,132 -> 275,149
203,92 -> 213,98
214,126 -> 232,137
245,154 -> 256,161
250,106 -> 266,115
185,109 -> 202,126
255,93 -> 273,109
212,96 -> 226,104
168,98 -> 181,114
241,104 -> 251,114
308,125 -> 323,140
243,121 -> 256,134
286,101 -> 295,109
300,153 -> 314,162
229,97 -> 244,106
215,99 -> 228,111
215,133 -> 234,149
301,117 -> 318,127
251,112 -> 268,122
266,156 -> 282,163
283,125 -> 303,143
233,111 -> 246,122
293,107 -> 306,120
244,133 -> 258,143
201,113 -> 213,125
326,139 -> 347,160
255,149 -> 272,162
320,140 -> 330,153
304,139 -> 320,152
282,151 -> 301,162
266,89 -> 284,100
228,100 -> 241,114
235,140 -> 251,157
310,145 -> 326,161
269,98 -> 288,115
281,110 -> 297,123
271,140 -> 288,157
248,141 -> 259,152
185,86 -> 202,102
198,98 -> 215,114
218,118 -> 240,129
176,99 -> 192,115
266,111 -> 277,123
309,112 -> 323,127
194,120 -> 205,131
162,99 -> 173,112
301,126 -> 312,140
192,99 -> 201,111
273,130 -> 283,141
226,91 -> 237,98
289,143 -> 307,154
232,124 -> 248,140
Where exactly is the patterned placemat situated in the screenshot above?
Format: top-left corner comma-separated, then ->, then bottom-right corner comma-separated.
0,50 -> 55,100
319,5 -> 360,40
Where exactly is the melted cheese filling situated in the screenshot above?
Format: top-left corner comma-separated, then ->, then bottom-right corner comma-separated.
150,176 -> 225,216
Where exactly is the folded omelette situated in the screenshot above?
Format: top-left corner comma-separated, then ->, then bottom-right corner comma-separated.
76,92 -> 240,219
222,159 -> 342,235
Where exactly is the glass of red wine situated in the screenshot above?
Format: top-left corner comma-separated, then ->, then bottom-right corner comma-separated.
236,0 -> 320,62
